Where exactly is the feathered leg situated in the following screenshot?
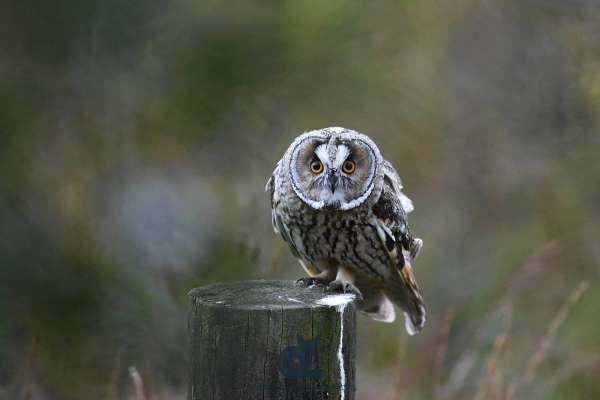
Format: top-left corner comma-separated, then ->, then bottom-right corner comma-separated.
327,266 -> 363,300
296,259 -> 337,287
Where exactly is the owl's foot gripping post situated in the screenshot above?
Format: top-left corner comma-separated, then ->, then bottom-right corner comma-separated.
325,267 -> 363,301
296,276 -> 328,288
327,280 -> 363,300
296,263 -> 337,288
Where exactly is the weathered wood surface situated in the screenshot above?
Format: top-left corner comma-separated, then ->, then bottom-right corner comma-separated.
188,280 -> 357,400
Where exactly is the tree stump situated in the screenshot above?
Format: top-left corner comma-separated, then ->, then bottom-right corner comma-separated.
188,280 -> 357,400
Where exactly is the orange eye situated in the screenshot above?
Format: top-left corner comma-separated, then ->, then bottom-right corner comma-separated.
310,160 -> 324,174
342,159 -> 356,174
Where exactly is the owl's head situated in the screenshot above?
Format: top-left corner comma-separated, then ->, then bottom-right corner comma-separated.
286,127 -> 383,211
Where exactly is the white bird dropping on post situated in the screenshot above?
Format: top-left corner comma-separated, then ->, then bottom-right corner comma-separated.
317,293 -> 355,400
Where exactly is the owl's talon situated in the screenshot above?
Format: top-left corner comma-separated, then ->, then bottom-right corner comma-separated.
296,277 -> 328,288
327,280 -> 363,301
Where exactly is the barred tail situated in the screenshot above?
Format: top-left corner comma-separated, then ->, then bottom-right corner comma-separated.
385,261 -> 426,335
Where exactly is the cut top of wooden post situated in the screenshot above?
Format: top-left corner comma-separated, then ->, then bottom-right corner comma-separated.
188,280 -> 358,400
189,279 -> 356,310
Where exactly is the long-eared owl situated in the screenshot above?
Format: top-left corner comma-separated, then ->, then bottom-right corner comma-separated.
266,127 -> 425,335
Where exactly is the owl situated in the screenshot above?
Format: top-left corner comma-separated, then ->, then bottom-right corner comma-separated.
266,127 -> 426,335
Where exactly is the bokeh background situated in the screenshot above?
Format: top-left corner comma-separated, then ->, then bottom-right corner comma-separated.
1,1 -> 599,399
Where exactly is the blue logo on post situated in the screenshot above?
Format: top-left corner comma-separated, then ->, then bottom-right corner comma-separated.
278,335 -> 322,379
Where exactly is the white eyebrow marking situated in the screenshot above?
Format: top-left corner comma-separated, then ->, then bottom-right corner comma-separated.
334,144 -> 351,168
314,144 -> 329,166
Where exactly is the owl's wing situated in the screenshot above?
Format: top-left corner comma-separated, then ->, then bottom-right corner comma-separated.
372,172 -> 426,335
265,169 -> 282,234
382,159 -> 414,213
266,165 -> 321,277
265,164 -> 298,257
374,163 -> 419,254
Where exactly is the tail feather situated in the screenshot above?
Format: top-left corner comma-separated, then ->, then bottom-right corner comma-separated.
385,261 -> 426,335
403,312 -> 425,336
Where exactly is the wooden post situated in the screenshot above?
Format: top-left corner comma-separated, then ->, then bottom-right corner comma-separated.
188,280 -> 357,400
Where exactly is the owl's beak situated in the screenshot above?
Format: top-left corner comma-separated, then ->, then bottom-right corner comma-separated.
326,170 -> 338,193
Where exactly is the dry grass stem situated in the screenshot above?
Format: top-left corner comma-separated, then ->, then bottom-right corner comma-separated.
550,353 -> 600,388
105,351 -> 122,400
129,366 -> 148,400
445,242 -> 561,398
432,308 -> 456,400
524,280 -> 590,383
473,333 -> 509,400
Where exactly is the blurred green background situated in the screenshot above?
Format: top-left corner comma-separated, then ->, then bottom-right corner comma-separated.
1,1 -> 599,399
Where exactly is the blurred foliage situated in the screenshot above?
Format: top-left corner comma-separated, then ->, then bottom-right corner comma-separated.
1,0 -> 599,399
